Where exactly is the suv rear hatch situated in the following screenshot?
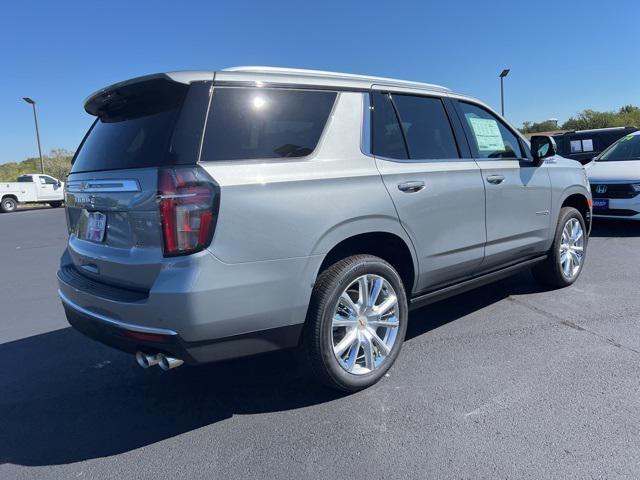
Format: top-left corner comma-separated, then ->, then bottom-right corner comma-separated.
64,74 -> 216,292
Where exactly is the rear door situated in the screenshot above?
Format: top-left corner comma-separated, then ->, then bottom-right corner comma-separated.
454,100 -> 552,269
370,90 -> 486,292
64,76 -> 213,291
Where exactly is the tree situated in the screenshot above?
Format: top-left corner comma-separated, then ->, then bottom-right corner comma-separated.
520,120 -> 560,134
521,105 -> 640,134
561,105 -> 640,130
43,148 -> 74,180
0,149 -> 74,182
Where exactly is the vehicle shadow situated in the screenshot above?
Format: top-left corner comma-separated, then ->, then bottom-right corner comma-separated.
590,218 -> 640,237
0,271 -> 539,467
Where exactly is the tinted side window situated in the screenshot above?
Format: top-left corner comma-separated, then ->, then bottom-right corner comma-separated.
392,94 -> 459,159
458,102 -> 523,159
201,88 -> 336,161
43,176 -> 58,185
371,92 -> 408,159
17,175 -> 32,183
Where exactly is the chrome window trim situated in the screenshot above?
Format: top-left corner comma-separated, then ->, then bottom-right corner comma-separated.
66,179 -> 141,193
58,289 -> 178,336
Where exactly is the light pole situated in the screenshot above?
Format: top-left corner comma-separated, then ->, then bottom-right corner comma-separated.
22,97 -> 44,174
499,69 -> 510,117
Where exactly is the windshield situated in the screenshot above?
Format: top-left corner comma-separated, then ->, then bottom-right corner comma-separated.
597,134 -> 640,162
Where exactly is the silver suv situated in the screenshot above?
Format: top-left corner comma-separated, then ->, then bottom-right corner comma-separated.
58,67 -> 592,391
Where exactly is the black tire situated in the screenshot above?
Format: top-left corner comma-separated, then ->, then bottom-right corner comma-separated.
532,206 -> 587,288
303,254 -> 408,392
1,197 -> 17,213
49,201 -> 63,208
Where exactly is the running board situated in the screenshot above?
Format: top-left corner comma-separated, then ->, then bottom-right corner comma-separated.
409,255 -> 547,310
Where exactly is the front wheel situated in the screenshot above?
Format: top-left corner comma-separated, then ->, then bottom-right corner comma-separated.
303,255 -> 408,392
532,206 -> 587,288
1,197 -> 17,213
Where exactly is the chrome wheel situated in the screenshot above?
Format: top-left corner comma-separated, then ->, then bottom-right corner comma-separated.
559,218 -> 584,279
331,274 -> 400,375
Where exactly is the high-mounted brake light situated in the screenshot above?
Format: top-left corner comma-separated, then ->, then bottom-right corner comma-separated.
158,167 -> 218,256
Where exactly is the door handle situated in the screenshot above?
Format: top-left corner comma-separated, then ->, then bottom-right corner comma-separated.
397,181 -> 425,193
486,174 -> 505,185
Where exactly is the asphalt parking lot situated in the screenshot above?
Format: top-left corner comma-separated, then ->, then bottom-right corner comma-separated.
1,208 -> 639,479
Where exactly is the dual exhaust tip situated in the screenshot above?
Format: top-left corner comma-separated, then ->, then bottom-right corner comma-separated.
136,351 -> 184,371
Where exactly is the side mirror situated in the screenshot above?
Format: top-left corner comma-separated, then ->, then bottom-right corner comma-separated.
530,135 -> 557,165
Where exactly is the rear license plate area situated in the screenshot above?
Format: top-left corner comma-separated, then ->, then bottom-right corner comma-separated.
81,211 -> 107,242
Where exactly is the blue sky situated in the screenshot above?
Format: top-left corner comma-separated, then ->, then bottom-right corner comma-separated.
1,0 -> 639,164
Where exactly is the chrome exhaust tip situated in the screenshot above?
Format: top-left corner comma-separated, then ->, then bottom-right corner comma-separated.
158,354 -> 184,371
136,351 -> 161,369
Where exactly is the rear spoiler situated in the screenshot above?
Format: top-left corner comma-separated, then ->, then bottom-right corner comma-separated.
84,71 -> 214,116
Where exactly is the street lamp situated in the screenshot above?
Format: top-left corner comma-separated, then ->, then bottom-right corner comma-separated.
22,97 -> 45,174
499,69 -> 510,117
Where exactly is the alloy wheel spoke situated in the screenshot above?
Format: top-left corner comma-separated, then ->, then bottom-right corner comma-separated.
358,276 -> 369,310
334,329 -> 358,357
367,328 -> 391,356
333,314 -> 358,327
361,335 -> 375,370
369,277 -> 383,307
344,336 -> 360,371
339,292 -> 358,316
369,316 -> 399,328
373,295 -> 397,316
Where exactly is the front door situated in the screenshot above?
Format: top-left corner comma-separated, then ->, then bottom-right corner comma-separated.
455,101 -> 552,269
36,175 -> 59,201
370,91 -> 486,293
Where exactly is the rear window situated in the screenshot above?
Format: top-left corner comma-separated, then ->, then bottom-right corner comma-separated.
72,79 -> 210,173
201,88 -> 337,161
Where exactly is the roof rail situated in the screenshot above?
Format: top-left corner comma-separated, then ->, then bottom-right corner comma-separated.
222,66 -> 451,92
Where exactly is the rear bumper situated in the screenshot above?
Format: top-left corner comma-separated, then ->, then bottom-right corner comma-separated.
60,288 -> 303,364
57,247 -> 322,364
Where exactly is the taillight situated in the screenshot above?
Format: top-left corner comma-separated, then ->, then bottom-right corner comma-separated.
158,167 -> 218,256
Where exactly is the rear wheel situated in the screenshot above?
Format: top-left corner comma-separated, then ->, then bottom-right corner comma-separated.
1,197 -> 17,213
532,206 -> 587,288
49,201 -> 63,208
303,255 -> 408,392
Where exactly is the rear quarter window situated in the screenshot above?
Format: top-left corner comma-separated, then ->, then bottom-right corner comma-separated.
200,88 -> 337,161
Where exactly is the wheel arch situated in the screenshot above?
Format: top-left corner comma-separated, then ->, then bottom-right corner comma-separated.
313,225 -> 418,297
560,190 -> 591,233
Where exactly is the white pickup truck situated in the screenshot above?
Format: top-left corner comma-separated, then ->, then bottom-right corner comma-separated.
1,174 -> 65,213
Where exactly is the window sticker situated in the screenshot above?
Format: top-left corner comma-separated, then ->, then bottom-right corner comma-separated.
468,117 -> 505,152
570,140 -> 583,153
582,139 -> 594,152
